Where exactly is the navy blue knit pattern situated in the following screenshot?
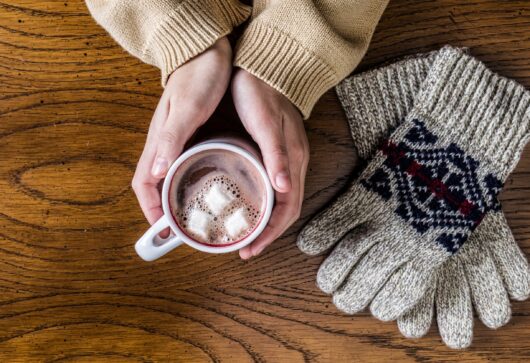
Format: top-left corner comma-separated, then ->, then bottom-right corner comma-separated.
360,119 -> 502,254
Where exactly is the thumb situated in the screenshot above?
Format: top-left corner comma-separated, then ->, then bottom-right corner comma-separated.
151,106 -> 193,178
252,120 -> 291,193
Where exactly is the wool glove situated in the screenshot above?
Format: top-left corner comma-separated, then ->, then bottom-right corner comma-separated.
298,46 -> 530,329
335,50 -> 530,349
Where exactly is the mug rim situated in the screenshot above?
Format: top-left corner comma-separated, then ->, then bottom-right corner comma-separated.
161,141 -> 274,253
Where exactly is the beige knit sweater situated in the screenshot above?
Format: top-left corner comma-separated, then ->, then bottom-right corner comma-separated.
86,0 -> 388,118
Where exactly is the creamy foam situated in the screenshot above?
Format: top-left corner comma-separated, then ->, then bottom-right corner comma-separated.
169,149 -> 266,245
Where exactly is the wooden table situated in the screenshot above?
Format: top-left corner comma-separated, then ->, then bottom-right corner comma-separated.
1,1 -> 529,361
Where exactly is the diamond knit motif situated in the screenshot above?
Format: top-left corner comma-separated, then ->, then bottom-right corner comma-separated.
360,119 -> 502,253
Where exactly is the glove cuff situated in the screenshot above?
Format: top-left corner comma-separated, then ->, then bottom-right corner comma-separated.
336,51 -> 437,159
415,46 -> 530,178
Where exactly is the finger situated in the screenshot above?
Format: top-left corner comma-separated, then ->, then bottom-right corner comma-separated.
239,187 -> 300,260
240,120 -> 308,259
238,245 -> 253,260
398,281 -> 436,339
295,116 -> 309,212
132,131 -> 166,225
250,117 -> 291,193
151,102 -> 196,178
436,258 -> 473,349
132,171 -> 165,229
238,160 -> 299,259
133,176 -> 165,226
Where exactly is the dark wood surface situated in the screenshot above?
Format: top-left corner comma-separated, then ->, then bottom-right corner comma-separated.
0,1 -> 529,361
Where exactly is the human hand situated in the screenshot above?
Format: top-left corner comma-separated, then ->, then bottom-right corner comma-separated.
231,69 -> 310,259
132,37 -> 232,226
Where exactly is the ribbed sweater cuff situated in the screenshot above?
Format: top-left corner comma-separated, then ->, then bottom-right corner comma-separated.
336,51 -> 436,159
415,46 -> 530,178
146,0 -> 251,85
234,20 -> 338,119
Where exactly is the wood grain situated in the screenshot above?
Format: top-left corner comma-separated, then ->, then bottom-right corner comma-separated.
0,0 -> 529,361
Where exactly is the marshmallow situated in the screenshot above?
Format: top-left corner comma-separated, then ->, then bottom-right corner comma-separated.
204,183 -> 234,215
187,209 -> 212,240
225,207 -> 250,239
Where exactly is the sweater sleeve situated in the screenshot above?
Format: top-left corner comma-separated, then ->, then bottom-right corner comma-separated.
86,0 -> 251,85
234,0 -> 389,119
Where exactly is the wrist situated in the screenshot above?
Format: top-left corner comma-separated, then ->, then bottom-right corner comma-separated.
206,37 -> 232,69
210,37 -> 231,56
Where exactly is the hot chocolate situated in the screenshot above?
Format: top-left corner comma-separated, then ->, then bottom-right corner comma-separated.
169,148 -> 266,245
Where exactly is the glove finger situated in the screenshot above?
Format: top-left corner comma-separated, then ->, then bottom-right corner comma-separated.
370,252 -> 441,321
436,258 -> 473,350
398,280 -> 436,338
317,225 -> 382,294
297,184 -> 382,256
481,211 -> 530,301
370,233 -> 449,321
459,237 -> 511,329
333,230 -> 414,314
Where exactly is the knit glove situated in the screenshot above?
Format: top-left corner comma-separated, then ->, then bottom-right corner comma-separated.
298,46 -> 530,328
336,50 -> 530,349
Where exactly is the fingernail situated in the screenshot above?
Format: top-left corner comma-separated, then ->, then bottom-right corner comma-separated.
275,172 -> 291,191
240,248 -> 253,260
152,157 -> 168,177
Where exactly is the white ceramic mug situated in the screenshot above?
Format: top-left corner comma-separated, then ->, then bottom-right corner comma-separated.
134,138 -> 274,261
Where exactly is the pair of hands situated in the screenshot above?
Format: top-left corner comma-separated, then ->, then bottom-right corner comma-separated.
132,37 -> 310,259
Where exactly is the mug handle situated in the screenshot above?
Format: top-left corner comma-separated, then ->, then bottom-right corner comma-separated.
135,215 -> 184,261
